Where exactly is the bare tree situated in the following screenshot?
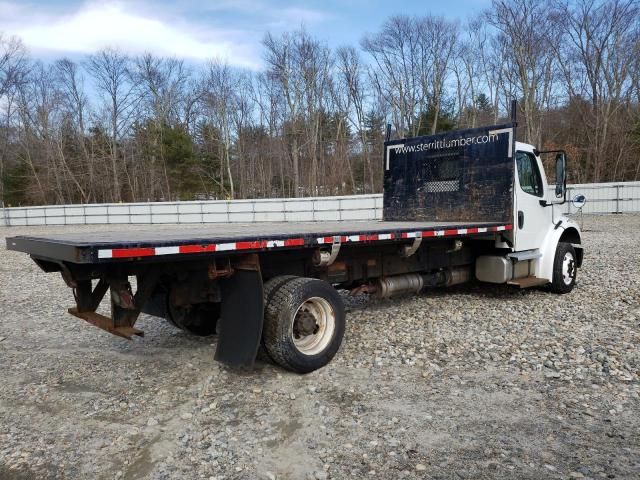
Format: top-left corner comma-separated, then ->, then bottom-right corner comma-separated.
361,16 -> 426,137
486,0 -> 561,147
131,54 -> 191,198
554,0 -> 639,181
420,16 -> 459,134
229,70 -> 256,197
86,49 -> 136,201
133,54 -> 190,124
263,31 -> 305,196
202,60 -> 242,199
0,34 -> 28,98
0,34 -> 28,204
361,15 -> 459,136
298,33 -> 332,194
336,46 -> 372,192
253,71 -> 288,196
54,58 -> 93,202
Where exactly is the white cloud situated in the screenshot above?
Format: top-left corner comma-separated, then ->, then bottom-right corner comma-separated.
280,7 -> 331,25
187,0 -> 330,24
0,1 -> 262,69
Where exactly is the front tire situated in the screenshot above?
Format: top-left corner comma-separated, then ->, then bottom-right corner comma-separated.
550,242 -> 577,294
263,277 -> 345,373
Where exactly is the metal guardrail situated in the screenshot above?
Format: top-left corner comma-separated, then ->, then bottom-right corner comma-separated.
1,181 -> 638,227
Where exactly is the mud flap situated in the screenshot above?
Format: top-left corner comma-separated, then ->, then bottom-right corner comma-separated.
215,268 -> 264,368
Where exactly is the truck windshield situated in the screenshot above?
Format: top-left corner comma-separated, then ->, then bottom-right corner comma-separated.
516,151 -> 543,197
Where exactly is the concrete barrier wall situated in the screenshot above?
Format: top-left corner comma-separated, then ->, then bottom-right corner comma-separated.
1,182 -> 639,227
0,195 -> 383,227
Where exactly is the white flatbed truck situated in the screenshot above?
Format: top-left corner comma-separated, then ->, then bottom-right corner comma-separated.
6,121 -> 583,373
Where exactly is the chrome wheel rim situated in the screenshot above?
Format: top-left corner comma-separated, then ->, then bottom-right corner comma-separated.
562,252 -> 576,285
291,297 -> 335,356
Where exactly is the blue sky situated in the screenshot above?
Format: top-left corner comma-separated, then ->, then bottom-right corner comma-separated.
0,0 -> 491,68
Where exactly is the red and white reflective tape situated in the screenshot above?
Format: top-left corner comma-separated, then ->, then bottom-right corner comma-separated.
316,224 -> 511,244
97,224 -> 512,259
97,238 -> 305,259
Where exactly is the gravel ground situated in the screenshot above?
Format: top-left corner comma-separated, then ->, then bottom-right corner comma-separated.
0,215 -> 639,480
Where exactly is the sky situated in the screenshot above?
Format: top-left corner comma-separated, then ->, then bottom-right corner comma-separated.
0,0 -> 491,69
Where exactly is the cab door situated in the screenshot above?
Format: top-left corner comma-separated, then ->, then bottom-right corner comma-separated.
514,150 -> 552,251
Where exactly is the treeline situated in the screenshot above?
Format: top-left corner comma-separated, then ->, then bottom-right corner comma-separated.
1,0 -> 639,206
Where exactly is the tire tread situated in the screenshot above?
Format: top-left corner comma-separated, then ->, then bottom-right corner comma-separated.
261,275 -> 298,358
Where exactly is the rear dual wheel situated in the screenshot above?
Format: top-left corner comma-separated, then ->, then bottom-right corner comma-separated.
164,275 -> 346,371
167,301 -> 220,336
262,276 -> 345,373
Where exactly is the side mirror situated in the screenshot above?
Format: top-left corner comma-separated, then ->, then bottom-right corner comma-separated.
572,194 -> 586,209
555,153 -> 566,198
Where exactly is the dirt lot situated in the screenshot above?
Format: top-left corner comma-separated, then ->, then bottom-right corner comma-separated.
1,215 -> 639,480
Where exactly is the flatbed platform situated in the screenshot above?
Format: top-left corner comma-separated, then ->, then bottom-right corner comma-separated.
6,220 -> 513,264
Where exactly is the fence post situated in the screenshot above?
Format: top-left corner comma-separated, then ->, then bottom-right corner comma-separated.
616,185 -> 621,214
1,201 -> 7,227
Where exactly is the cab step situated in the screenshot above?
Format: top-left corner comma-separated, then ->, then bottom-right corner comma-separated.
507,249 -> 542,261
507,276 -> 549,289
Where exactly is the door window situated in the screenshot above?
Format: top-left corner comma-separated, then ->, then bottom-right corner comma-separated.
516,151 -> 543,197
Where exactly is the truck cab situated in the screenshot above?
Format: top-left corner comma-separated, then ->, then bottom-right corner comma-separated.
383,125 -> 583,293
511,141 -> 583,289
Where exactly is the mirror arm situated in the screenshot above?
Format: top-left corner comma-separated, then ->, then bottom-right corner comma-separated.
540,198 -> 570,207
541,198 -> 569,207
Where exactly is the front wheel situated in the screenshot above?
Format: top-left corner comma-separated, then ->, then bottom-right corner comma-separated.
263,277 -> 345,373
550,242 -> 577,294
